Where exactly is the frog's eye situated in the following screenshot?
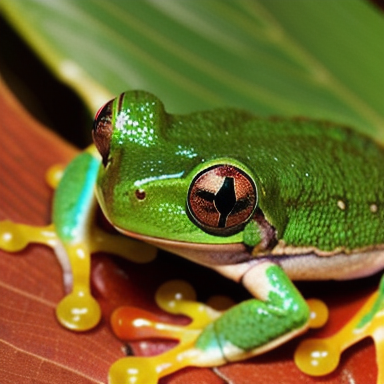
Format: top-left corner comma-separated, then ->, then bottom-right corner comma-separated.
187,164 -> 257,236
92,99 -> 114,166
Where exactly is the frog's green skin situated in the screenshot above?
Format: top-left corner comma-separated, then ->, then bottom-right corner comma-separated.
50,90 -> 382,364
30,91 -> 384,366
91,91 -> 384,280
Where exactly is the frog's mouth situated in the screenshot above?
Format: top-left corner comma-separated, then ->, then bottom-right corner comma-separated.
114,208 -> 278,268
115,226 -> 384,282
114,226 -> 252,267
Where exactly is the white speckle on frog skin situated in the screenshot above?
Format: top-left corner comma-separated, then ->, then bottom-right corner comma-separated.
370,204 -> 378,213
337,200 -> 346,210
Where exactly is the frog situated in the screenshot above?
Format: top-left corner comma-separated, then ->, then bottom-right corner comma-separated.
1,90 -> 383,384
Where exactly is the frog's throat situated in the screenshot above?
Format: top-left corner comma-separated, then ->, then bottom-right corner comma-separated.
114,227 -> 384,282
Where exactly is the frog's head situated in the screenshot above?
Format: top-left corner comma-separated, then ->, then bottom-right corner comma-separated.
92,91 -> 259,249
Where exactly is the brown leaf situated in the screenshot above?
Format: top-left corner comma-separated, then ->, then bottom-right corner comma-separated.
0,74 -> 379,384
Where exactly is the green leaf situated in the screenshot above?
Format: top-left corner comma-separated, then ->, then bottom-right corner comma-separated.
1,0 -> 383,139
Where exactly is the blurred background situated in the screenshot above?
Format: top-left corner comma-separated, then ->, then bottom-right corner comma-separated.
1,0 -> 383,147
0,2 -> 383,383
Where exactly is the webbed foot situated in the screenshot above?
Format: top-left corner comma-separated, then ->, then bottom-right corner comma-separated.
109,279 -> 328,384
109,280 -> 226,384
295,275 -> 384,384
0,158 -> 156,332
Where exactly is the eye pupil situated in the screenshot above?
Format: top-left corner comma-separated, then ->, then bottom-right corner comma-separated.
187,164 -> 257,236
135,189 -> 146,200
214,176 -> 237,227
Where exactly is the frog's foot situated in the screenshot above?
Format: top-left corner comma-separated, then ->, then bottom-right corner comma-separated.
56,287 -> 101,331
0,220 -> 98,330
0,219 -> 156,332
295,275 -> 384,384
46,163 -> 66,189
108,280 -> 328,384
0,221 -> 58,253
55,231 -> 156,331
109,280 -> 229,384
0,163 -> 67,252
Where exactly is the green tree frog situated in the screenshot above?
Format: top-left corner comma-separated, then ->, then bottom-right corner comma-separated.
1,91 -> 383,384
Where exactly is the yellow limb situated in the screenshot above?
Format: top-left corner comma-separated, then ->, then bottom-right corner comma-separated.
0,219 -> 156,332
0,221 -> 58,251
109,280 -> 328,384
90,227 -> 156,263
109,280 -> 222,384
295,289 -> 384,384
56,243 -> 101,331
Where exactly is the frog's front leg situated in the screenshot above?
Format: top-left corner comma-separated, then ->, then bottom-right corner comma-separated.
109,261 -> 310,383
50,149 -> 105,330
195,261 -> 310,364
0,147 -> 156,331
55,151 -> 157,331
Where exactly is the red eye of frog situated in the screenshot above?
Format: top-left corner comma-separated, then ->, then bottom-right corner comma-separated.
92,99 -> 114,166
187,164 -> 257,235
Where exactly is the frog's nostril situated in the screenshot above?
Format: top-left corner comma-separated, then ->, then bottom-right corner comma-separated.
135,189 -> 146,201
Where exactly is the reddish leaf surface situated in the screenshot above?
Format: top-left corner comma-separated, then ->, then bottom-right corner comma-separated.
0,75 -> 380,384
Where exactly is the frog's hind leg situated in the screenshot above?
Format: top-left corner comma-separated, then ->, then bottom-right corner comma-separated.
295,273 -> 384,384
195,261 -> 311,363
108,261 -> 313,384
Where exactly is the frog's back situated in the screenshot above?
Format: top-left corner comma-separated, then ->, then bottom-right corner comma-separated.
245,118 -> 384,252
169,110 -> 384,252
